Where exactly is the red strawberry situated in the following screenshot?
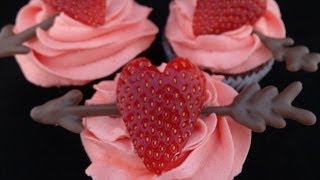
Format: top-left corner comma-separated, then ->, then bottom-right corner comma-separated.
116,57 -> 207,174
193,0 -> 267,35
43,0 -> 106,27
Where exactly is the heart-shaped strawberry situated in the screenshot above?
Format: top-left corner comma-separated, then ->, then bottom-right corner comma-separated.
193,0 -> 267,35
43,0 -> 106,27
116,57 -> 207,174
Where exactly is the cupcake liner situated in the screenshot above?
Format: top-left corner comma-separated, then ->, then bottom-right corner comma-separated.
162,35 -> 274,91
221,60 -> 274,91
162,34 -> 177,61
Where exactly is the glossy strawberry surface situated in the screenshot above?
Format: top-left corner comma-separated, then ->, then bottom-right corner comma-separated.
193,0 -> 267,35
117,57 -> 207,174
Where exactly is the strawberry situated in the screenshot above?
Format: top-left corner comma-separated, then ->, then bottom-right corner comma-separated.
43,0 -> 106,27
193,0 -> 267,35
116,57 -> 207,174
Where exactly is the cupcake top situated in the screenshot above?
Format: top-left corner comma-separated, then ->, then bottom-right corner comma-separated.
81,61 -> 251,179
28,57 -> 316,180
165,0 -> 286,74
14,0 -> 158,87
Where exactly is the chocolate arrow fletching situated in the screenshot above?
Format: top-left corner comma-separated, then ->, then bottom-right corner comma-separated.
218,81 -> 316,132
256,31 -> 320,72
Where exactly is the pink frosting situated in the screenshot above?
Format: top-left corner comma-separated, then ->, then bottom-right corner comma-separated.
14,0 -> 158,87
81,64 -> 251,179
165,0 -> 286,74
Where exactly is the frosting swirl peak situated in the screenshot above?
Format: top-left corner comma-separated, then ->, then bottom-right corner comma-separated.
14,0 -> 158,87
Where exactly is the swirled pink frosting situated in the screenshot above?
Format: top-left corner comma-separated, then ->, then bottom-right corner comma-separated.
165,0 -> 286,74
81,64 -> 251,180
14,0 -> 158,87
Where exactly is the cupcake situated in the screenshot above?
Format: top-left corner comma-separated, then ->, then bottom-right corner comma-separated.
30,57 -> 317,179
80,58 -> 251,179
13,0 -> 158,87
164,0 -> 286,90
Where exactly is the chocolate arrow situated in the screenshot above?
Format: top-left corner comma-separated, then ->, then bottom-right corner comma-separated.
30,82 -> 316,134
30,90 -> 120,134
255,31 -> 320,72
202,81 -> 316,132
0,15 -> 56,58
